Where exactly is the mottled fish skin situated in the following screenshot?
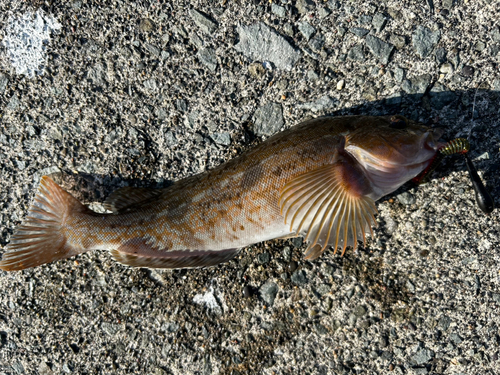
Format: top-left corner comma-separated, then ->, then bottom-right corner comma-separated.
0,115 -> 442,271
64,118 -> 347,254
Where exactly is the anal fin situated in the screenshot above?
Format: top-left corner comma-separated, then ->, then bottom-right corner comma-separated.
110,239 -> 239,269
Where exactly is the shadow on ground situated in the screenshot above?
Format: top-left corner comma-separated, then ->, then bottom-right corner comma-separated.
49,89 -> 499,212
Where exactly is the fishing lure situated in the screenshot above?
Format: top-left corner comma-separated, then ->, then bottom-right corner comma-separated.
413,137 -> 494,214
439,138 -> 470,156
412,138 -> 469,185
464,153 -> 494,214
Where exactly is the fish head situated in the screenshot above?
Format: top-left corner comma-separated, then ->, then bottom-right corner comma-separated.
345,115 -> 444,198
346,115 -> 443,165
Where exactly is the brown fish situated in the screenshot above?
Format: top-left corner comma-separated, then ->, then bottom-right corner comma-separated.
0,115 -> 443,271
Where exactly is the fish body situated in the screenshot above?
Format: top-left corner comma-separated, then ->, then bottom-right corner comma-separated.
0,115 -> 442,271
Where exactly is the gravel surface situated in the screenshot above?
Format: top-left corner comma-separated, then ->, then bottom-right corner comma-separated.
1,0 -> 500,374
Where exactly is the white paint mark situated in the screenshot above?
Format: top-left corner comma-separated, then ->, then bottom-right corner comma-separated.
2,9 -> 61,78
193,286 -> 223,315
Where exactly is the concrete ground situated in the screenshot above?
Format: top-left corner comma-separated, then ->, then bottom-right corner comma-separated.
0,0 -> 499,374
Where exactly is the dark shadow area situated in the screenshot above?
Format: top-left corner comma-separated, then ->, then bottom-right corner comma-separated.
51,89 -> 499,215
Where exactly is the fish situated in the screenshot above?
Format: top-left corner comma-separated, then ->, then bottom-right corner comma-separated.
0,115 -> 443,271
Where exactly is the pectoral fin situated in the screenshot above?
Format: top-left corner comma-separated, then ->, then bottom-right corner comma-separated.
279,156 -> 377,260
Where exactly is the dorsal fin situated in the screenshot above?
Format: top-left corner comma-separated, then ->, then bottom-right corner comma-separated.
279,157 -> 378,260
103,187 -> 163,214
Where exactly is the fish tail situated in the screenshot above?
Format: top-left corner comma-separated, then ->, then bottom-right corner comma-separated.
0,176 -> 89,271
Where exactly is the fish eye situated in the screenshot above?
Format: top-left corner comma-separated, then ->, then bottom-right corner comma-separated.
389,115 -> 408,129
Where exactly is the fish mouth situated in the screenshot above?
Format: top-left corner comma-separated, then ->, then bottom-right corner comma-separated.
425,128 -> 446,152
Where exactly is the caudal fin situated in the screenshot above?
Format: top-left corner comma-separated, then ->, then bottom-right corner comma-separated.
0,176 -> 88,271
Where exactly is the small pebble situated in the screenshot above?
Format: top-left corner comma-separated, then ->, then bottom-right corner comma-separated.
287,261 -> 298,273
372,13 -> 387,33
380,336 -> 389,348
397,192 -> 416,205
353,305 -> 367,317
307,70 -> 319,81
291,269 -> 307,285
257,252 -> 270,264
189,9 -> 218,35
390,34 -> 406,49
439,63 -> 453,74
298,22 -> 316,41
259,281 -> 279,306
271,3 -> 286,18
318,7 -> 331,18
349,27 -> 370,37
139,18 -> 155,32
283,246 -> 292,262
243,285 -> 252,298
462,65 -> 474,76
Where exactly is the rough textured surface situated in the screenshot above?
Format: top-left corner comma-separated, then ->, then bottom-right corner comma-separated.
412,26 -> 441,59
2,9 -> 61,78
252,102 -> 284,136
0,0 -> 499,374
235,22 -> 301,71
366,35 -> 394,65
